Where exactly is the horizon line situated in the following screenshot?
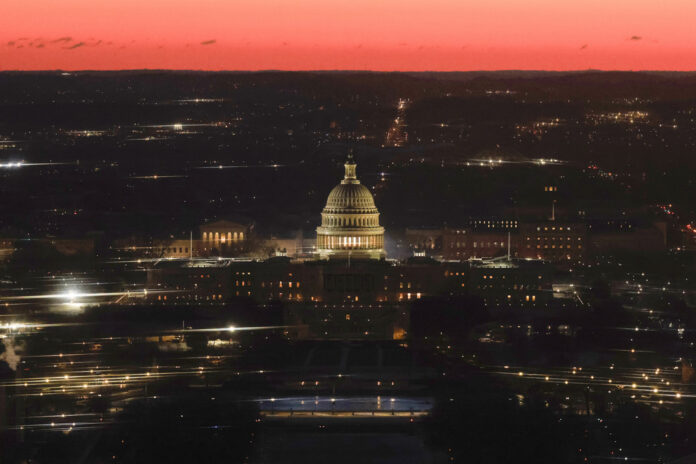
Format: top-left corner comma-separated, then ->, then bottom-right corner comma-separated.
2,68 -> 696,73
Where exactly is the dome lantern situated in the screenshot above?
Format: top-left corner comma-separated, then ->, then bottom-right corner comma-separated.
343,153 -> 357,181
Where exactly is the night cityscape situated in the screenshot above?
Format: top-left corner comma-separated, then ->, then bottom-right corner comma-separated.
3,2 -> 696,463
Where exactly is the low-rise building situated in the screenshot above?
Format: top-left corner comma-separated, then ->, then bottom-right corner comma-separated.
518,221 -> 586,263
146,256 -> 553,308
442,227 -> 515,260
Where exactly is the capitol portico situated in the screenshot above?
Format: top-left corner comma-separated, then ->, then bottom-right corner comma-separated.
316,155 -> 386,260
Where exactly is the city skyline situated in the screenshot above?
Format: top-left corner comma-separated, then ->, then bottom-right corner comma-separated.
4,1 -> 696,460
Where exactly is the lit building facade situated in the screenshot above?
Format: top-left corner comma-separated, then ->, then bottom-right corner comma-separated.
199,220 -> 250,255
518,221 -> 586,263
443,228 -> 515,260
316,155 -> 385,260
113,219 -> 253,259
145,256 -> 555,339
466,258 -> 552,307
146,257 -> 552,308
405,228 -> 443,256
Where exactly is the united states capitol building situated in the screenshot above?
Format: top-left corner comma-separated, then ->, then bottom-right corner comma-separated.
316,154 -> 386,260
145,154 -> 556,339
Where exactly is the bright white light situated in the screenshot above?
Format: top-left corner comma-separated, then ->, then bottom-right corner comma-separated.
61,288 -> 84,310
2,321 -> 27,331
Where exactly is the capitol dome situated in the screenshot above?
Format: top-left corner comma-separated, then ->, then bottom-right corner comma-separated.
325,182 -> 377,211
316,155 -> 385,259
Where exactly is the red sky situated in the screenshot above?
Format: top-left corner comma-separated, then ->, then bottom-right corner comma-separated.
1,0 -> 695,71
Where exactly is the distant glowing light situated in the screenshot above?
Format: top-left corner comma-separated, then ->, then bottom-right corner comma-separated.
61,288 -> 84,310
